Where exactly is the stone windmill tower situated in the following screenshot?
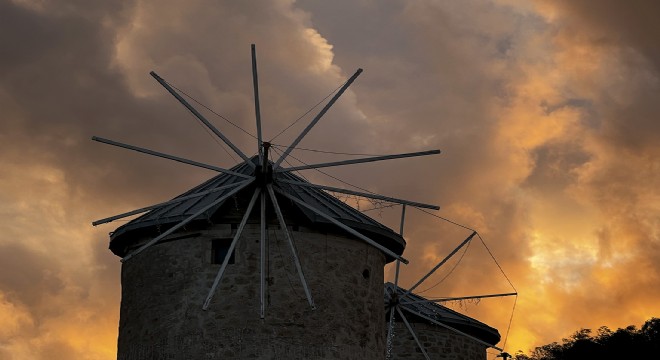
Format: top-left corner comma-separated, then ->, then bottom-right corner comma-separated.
93,45 -> 443,359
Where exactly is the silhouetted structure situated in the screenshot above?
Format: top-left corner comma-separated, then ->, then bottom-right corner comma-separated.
94,44 -> 504,360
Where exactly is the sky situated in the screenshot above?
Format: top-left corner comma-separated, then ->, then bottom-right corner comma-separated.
1,0 -> 659,359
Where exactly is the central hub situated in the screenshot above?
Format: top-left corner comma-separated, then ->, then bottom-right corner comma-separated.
388,292 -> 400,307
256,142 -> 273,186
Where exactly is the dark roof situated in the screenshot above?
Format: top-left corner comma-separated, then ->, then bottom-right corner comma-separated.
109,157 -> 406,259
384,282 -> 501,346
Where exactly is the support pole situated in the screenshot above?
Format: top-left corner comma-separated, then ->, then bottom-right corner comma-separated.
203,188 -> 260,310
260,189 -> 267,318
273,68 -> 363,169
394,261 -> 401,289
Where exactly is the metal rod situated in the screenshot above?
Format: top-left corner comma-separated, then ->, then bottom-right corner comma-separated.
150,71 -> 255,167
393,205 -> 404,291
394,261 -> 401,288
251,44 -> 264,163
93,181 -> 250,226
276,150 -> 441,173
399,204 -> 406,236
400,306 -> 503,351
202,188 -> 260,310
266,184 -> 316,309
278,180 -> 440,210
121,179 -> 254,262
275,187 -> 409,264
260,189 -> 267,318
273,68 -> 363,169
405,292 -> 518,304
396,306 -> 431,360
403,231 -> 476,297
92,136 -> 252,179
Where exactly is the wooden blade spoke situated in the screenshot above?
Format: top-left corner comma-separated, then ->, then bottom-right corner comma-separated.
403,231 -> 476,298
121,179 -> 254,262
277,150 -> 441,173
406,292 -> 518,304
92,136 -> 252,178
273,68 -> 363,169
92,181 -> 250,226
251,44 -> 264,163
150,71 -> 254,167
278,180 -> 439,210
275,186 -> 409,264
266,184 -> 316,310
395,306 -> 430,360
400,306 -> 503,352
203,187 -> 261,310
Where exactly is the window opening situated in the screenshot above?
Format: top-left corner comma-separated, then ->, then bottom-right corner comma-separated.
211,238 -> 235,264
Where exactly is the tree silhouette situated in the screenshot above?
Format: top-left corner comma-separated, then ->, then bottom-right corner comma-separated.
514,318 -> 660,360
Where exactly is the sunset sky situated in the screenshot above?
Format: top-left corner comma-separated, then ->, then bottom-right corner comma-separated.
1,0 -> 659,359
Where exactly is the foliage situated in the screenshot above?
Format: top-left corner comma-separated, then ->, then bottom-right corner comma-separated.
514,318 -> 660,360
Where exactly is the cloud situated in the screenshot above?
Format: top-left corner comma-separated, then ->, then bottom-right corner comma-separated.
1,0 -> 659,358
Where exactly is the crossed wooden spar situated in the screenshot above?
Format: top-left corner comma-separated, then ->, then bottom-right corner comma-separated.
92,45 -> 441,319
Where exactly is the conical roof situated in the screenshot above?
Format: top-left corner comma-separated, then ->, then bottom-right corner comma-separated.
384,282 -> 501,346
109,156 -> 406,259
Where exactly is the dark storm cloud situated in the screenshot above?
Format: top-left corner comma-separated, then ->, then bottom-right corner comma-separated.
550,0 -> 660,69
1,0 -> 659,358
0,0 -> 190,203
545,0 -> 660,151
0,0 -> 380,357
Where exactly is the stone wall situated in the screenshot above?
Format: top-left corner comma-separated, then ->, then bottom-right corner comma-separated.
389,322 -> 488,360
117,222 -> 386,359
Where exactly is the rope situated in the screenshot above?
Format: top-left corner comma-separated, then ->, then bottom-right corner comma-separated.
270,146 -> 311,183
283,151 -> 378,195
192,116 -> 237,163
362,203 -> 398,213
271,230 -> 302,298
164,79 -> 258,140
412,207 -> 476,232
410,206 -> 518,354
270,79 -> 347,142
502,295 -> 518,351
270,143 -> 386,157
162,79 -> 249,162
416,239 -> 472,294
476,233 -> 517,292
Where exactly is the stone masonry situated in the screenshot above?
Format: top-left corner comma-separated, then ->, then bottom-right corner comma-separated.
389,322 -> 488,360
117,222 -> 386,359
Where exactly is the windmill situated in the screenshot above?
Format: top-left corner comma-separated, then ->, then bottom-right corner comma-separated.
93,45 -> 447,359
384,222 -> 518,359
